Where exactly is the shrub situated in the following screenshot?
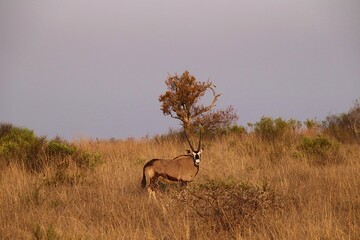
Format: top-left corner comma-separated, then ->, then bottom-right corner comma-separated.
45,137 -> 103,170
295,135 -> 344,165
75,151 -> 103,170
214,124 -> 247,137
46,137 -> 77,159
304,118 -> 320,132
0,123 -> 103,172
322,98 -> 360,143
164,178 -> 284,232
254,117 -> 296,142
0,125 -> 46,170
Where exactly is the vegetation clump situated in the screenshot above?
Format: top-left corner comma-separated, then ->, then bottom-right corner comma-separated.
0,123 -> 102,172
46,137 -> 77,158
253,117 -> 301,142
0,124 -> 46,171
322,99 -> 360,143
295,135 -> 344,165
163,179 -> 284,233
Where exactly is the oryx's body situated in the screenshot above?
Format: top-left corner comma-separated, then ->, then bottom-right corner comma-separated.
141,131 -> 203,197
142,154 -> 200,185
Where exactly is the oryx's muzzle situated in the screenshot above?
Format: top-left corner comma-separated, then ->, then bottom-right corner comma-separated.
194,158 -> 201,166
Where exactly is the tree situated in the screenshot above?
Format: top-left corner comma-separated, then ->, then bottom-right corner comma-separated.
323,98 -> 360,143
304,119 -> 320,133
159,71 -> 237,132
348,98 -> 360,141
193,105 -> 239,133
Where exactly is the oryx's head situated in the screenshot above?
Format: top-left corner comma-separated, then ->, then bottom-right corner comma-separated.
185,129 -> 203,167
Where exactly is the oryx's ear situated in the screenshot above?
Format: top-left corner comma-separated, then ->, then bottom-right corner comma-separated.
197,148 -> 203,154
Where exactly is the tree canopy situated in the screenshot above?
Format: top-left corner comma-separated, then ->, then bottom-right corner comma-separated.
159,71 -> 238,133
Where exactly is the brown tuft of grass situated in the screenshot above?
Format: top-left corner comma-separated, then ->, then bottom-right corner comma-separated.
1,134 -> 359,239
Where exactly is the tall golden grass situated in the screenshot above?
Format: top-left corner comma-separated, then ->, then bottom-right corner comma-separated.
0,133 -> 359,239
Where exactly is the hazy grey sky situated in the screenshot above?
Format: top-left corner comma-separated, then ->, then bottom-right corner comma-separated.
1,0 -> 360,139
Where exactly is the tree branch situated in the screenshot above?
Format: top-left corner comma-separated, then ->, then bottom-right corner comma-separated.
195,86 -> 221,116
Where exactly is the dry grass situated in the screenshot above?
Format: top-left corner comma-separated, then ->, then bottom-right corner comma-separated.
1,134 -> 359,239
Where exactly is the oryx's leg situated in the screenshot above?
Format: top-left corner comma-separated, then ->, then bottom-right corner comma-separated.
147,187 -> 157,200
148,174 -> 159,199
149,174 -> 159,190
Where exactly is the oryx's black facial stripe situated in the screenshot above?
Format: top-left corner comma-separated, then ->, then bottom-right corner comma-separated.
190,151 -> 201,158
190,151 -> 202,166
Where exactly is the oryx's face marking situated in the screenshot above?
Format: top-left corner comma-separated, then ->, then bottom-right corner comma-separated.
188,149 -> 203,166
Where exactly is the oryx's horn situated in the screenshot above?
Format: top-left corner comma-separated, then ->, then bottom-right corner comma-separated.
197,128 -> 202,151
184,129 -> 195,152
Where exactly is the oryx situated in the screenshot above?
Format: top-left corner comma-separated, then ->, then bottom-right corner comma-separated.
141,130 -> 203,198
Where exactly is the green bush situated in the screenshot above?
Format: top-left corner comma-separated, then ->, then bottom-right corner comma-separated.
296,136 -> 344,165
46,137 -> 77,158
45,137 -> 103,170
216,124 -> 247,136
0,124 -> 46,170
254,117 -> 297,142
75,151 -> 103,170
0,123 -> 103,172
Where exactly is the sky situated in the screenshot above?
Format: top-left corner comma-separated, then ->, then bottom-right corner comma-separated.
1,0 -> 360,139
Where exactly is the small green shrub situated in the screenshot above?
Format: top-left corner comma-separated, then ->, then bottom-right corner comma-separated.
46,137 -> 77,158
75,151 -> 103,170
45,168 -> 84,186
296,136 -> 344,165
254,117 -> 297,142
0,125 -> 46,170
45,137 -> 103,170
0,123 -> 103,172
0,126 -> 36,159
216,124 -> 247,136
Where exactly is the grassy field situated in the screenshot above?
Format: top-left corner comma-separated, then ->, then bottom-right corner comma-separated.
1,133 -> 359,239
